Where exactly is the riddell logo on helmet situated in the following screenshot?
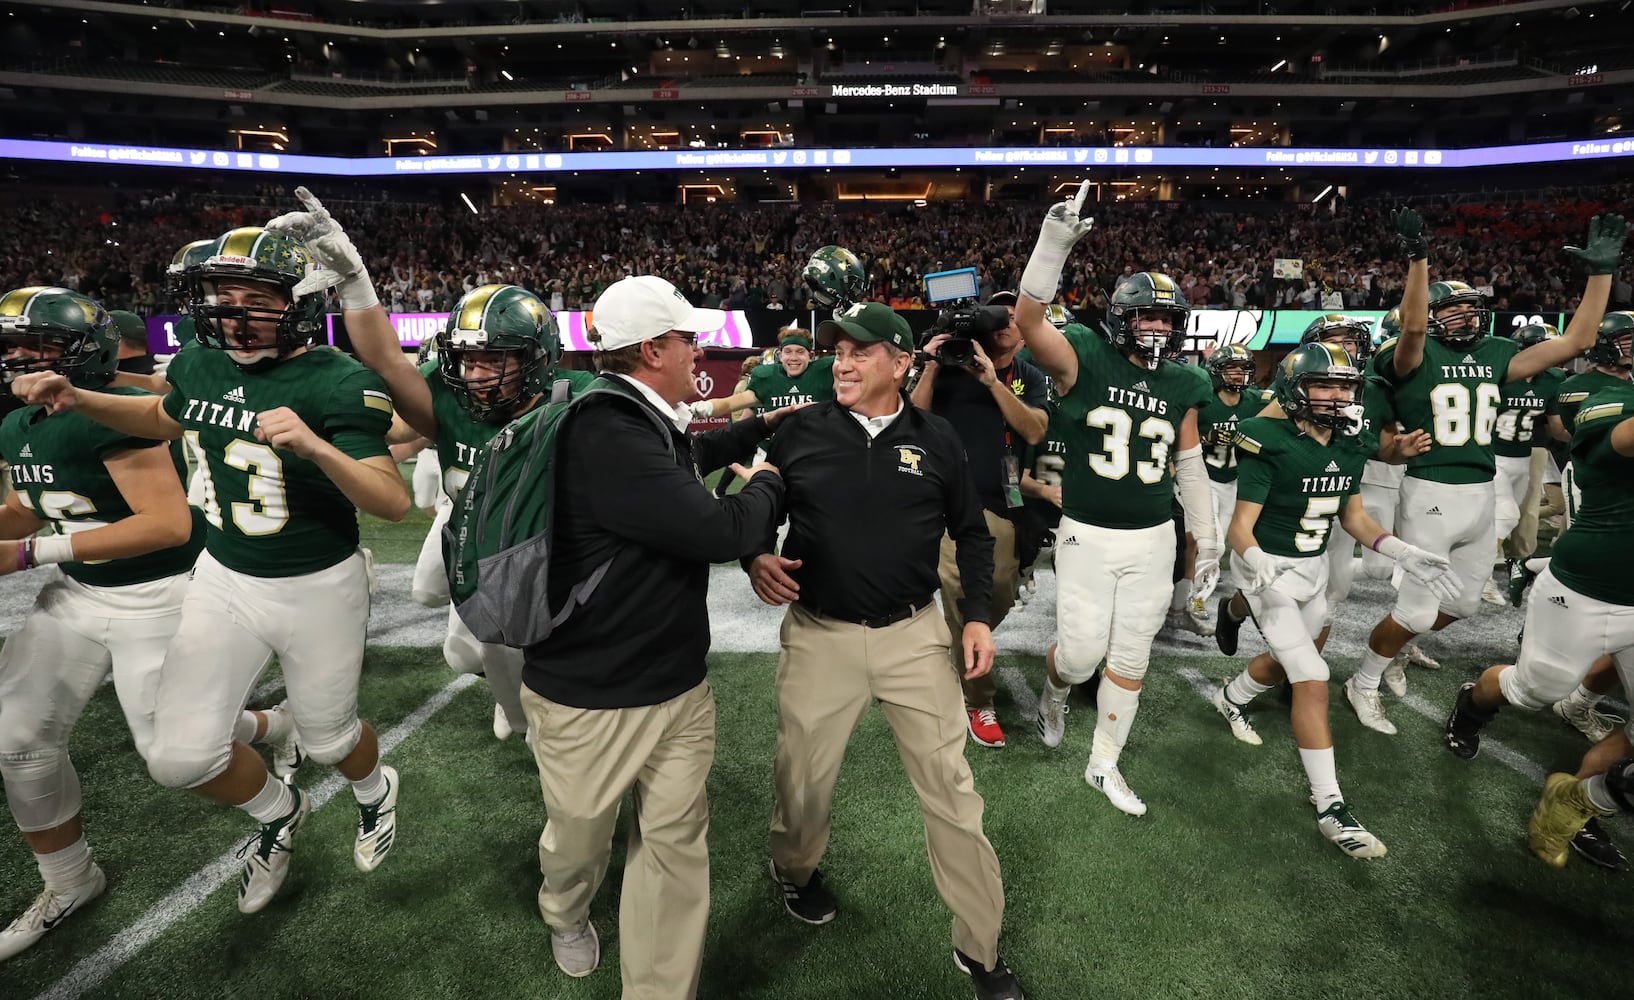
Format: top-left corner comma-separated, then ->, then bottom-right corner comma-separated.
209,254 -> 257,269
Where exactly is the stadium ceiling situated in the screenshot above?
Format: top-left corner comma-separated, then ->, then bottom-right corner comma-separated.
13,0 -> 1624,40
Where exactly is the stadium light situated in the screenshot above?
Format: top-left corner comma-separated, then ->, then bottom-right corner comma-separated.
1270,59 -> 1287,72
459,193 -> 480,215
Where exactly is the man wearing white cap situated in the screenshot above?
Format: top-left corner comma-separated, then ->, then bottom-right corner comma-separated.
521,274 -> 788,999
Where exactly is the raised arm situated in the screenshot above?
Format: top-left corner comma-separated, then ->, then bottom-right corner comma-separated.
1508,215 -> 1627,383
1389,207 -> 1431,381
1016,182 -> 1095,393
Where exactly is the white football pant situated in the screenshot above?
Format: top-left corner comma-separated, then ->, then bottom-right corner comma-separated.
1053,517 -> 1175,685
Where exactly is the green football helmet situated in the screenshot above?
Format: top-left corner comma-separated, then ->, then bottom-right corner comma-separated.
1426,279 -> 1489,347
1275,341 -> 1365,432
0,286 -> 119,390
1376,306 -> 1402,349
1106,271 -> 1189,369
1512,321 -> 1560,350
1588,311 -> 1634,370
1044,303 -> 1075,329
1206,343 -> 1255,391
166,238 -> 217,302
1300,312 -> 1373,362
187,226 -> 328,361
802,245 -> 868,314
436,284 -> 559,423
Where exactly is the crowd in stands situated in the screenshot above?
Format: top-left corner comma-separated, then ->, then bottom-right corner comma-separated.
4,181 -> 1632,327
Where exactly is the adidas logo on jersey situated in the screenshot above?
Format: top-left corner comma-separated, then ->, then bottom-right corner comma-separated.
224,385 -> 247,404
1462,354 -> 1476,364
1425,506 -> 1442,515
1133,380 -> 1150,392
1325,460 -> 1341,473
17,444 -> 31,459
1548,594 -> 1569,608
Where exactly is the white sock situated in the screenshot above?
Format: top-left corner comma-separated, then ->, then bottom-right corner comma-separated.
242,773 -> 297,825
36,837 -> 96,890
1170,580 -> 1189,611
1583,774 -> 1618,814
1299,747 -> 1343,812
232,712 -> 259,744
1563,685 -> 1602,711
1043,673 -> 1071,698
1225,671 -> 1273,708
351,764 -> 388,805
1352,648 -> 1394,694
1089,678 -> 1141,767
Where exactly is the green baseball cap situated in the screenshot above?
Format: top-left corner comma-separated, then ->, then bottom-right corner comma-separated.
107,309 -> 147,344
816,302 -> 914,354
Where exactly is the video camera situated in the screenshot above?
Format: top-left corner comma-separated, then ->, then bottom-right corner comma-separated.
920,305 -> 1012,368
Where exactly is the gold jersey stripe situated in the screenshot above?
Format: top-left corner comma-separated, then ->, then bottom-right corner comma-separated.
1576,401 -> 1625,427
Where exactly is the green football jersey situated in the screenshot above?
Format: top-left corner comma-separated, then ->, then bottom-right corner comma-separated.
0,387 -> 203,587
1549,369 -> 1630,436
747,355 -> 835,413
1369,334 -> 1519,484
1055,326 -> 1212,530
1350,375 -> 1397,461
420,361 -> 593,499
1197,389 -> 1267,484
163,347 -> 394,578
1493,369 -> 1565,458
1234,416 -> 1367,558
1551,383 -> 1634,605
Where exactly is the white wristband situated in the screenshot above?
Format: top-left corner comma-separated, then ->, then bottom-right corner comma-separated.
337,274 -> 380,313
31,534 -> 75,566
1375,534 -> 1409,561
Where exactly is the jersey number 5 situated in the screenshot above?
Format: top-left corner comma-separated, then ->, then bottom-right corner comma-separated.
1087,406 -> 1175,485
184,431 -> 290,536
1294,495 -> 1343,553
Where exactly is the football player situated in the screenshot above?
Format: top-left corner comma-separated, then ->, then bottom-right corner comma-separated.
1015,185 -> 1220,816
12,223 -> 411,915
1209,342 -> 1456,858
275,190 -> 588,744
1197,343 -> 1264,545
1545,310 -> 1633,527
1446,378 -> 1634,869
691,326 -> 834,422
1343,210 -> 1627,735
0,286 -> 289,958
1493,323 -> 1567,582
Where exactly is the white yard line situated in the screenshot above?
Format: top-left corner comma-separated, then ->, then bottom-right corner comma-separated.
34,673 -> 480,1000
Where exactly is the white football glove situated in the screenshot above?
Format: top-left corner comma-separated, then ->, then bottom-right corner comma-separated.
688,400 -> 716,419
266,186 -> 378,311
1019,180 -> 1095,304
1192,537 -> 1222,603
1238,546 -> 1290,596
1398,545 -> 1460,604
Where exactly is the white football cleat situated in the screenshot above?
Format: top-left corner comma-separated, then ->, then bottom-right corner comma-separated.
0,865 -> 106,962
1343,678 -> 1398,735
493,703 -> 515,741
1480,578 -> 1507,607
1187,596 -> 1217,637
237,789 -> 309,914
1211,686 -> 1263,746
353,766 -> 399,873
1035,682 -> 1069,748
1382,656 -> 1408,698
261,704 -> 304,784
1086,763 -> 1148,817
1553,699 -> 1626,744
1402,643 -> 1440,671
1316,801 -> 1388,859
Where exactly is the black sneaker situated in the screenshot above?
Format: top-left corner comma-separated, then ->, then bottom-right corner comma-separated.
1444,682 -> 1492,760
1571,817 -> 1628,871
1215,595 -> 1243,656
768,860 -> 837,925
954,949 -> 1026,1000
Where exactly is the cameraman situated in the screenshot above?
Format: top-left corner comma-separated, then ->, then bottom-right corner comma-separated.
911,291 -> 1050,749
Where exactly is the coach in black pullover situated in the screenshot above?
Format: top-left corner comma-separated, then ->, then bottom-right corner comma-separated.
745,302 -> 1025,1000
519,274 -> 784,1000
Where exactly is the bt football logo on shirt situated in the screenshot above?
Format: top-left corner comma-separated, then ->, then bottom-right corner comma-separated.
896,446 -> 925,476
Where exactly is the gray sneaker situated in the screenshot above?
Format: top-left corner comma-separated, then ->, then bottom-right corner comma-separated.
551,921 -> 600,978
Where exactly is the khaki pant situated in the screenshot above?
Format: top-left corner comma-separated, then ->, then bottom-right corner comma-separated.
522,681 -> 716,1000
770,602 -> 1006,968
1506,447 -> 1548,561
938,509 -> 1020,710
